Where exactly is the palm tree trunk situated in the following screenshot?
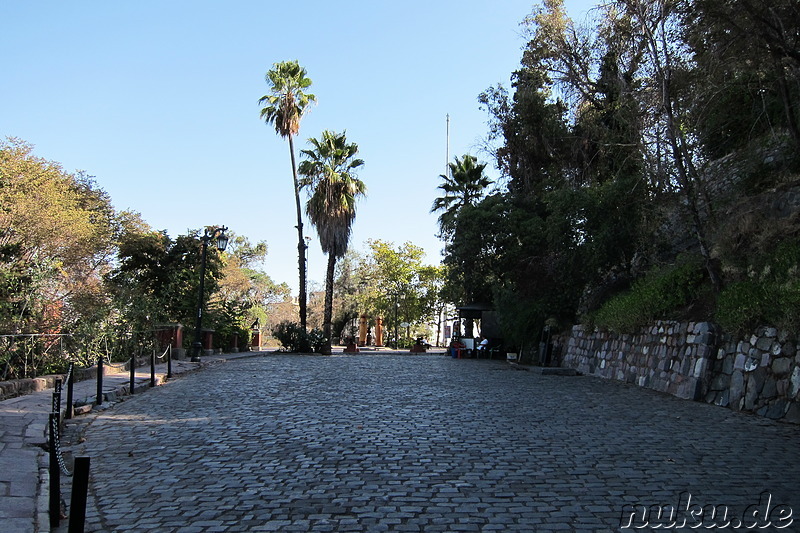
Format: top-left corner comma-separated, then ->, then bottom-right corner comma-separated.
322,251 -> 336,355
288,134 -> 307,329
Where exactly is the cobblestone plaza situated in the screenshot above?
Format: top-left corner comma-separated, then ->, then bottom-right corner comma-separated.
69,354 -> 800,532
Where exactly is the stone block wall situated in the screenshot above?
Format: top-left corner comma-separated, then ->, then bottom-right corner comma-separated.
557,321 -> 800,423
708,327 -> 800,421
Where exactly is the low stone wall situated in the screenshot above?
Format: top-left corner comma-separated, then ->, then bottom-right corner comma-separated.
557,321 -> 800,423
0,364 -> 100,401
0,374 -> 63,400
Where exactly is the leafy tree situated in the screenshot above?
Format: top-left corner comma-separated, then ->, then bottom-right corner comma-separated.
259,60 -> 317,329
350,240 -> 444,346
212,232 -> 272,348
686,0 -> 800,156
106,227 -> 227,345
0,138 -> 118,334
612,0 -> 720,290
298,130 -> 366,354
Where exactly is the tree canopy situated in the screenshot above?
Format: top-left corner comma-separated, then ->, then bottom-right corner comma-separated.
442,0 -> 800,346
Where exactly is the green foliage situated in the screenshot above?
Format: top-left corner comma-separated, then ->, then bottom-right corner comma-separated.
591,259 -> 708,333
431,154 -> 491,238
0,138 -> 119,334
717,242 -> 800,333
107,228 -> 227,339
298,129 -> 366,354
493,283 -> 548,350
686,0 -> 800,157
271,321 -> 325,353
450,0 -> 798,345
299,130 -> 366,259
259,60 -> 317,139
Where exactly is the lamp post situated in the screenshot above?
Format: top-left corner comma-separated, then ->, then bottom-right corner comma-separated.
191,226 -> 229,362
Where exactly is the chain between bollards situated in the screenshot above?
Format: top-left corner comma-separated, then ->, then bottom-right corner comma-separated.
52,379 -> 62,427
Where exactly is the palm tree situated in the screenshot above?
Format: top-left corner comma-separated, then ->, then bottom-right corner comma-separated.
258,60 -> 316,329
431,154 -> 490,337
298,130 -> 366,354
431,154 -> 491,238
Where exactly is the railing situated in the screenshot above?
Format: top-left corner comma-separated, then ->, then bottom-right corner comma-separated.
0,333 -> 69,381
0,331 -> 174,382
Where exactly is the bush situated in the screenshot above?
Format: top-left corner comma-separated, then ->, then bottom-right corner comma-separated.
272,321 -> 327,353
590,257 -> 708,333
716,241 -> 800,333
716,281 -> 770,333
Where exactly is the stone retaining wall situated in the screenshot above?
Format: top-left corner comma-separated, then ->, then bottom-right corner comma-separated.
557,321 -> 800,423
0,364 -> 100,401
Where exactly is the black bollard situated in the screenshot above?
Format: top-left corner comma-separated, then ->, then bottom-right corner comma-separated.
68,456 -> 90,533
96,356 -> 103,406
49,413 -> 61,529
129,355 -> 135,395
150,350 -> 156,387
65,362 -> 75,420
167,345 -> 172,380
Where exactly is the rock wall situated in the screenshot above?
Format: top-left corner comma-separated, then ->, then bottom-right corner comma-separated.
0,364 -> 99,401
557,321 -> 800,424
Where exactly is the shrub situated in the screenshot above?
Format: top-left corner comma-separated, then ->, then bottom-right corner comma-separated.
591,257 -> 708,333
716,241 -> 800,333
715,281 -> 769,334
272,321 -> 327,353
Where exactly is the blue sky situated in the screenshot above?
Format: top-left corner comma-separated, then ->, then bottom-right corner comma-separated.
2,0 -> 595,292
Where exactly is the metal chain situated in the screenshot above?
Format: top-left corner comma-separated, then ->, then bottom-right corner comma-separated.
102,353 -> 126,370
155,345 -> 170,360
49,414 -> 73,476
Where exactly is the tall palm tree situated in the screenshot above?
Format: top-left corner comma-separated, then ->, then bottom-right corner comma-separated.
258,60 -> 316,329
431,154 -> 490,337
298,130 -> 366,354
431,154 -> 491,238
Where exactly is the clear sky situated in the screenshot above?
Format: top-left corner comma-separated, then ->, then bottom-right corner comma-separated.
2,0 -> 595,293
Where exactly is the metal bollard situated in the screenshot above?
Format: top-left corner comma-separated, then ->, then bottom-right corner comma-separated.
150,350 -> 156,387
49,413 -> 61,529
65,362 -> 75,420
129,355 -> 135,395
68,456 -> 90,533
96,356 -> 103,406
167,345 -> 172,380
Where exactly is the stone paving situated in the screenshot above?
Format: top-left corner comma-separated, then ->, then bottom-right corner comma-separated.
0,351 -> 253,533
60,353 -> 800,532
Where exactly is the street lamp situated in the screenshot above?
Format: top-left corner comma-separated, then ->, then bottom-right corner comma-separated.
191,226 -> 229,362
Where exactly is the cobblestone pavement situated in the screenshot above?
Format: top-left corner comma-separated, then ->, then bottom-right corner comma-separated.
67,354 -> 800,532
